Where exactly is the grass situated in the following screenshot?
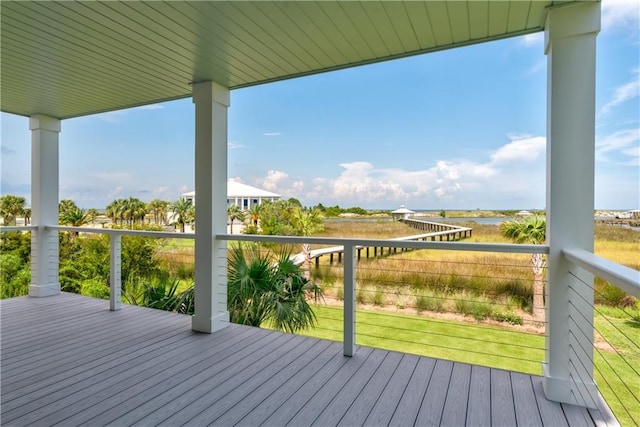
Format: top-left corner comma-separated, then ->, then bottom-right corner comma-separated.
296,303 -> 639,426
300,304 -> 545,375
307,220 -> 639,425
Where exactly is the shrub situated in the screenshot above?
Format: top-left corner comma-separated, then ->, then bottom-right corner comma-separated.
335,287 -> 344,301
356,287 -> 369,305
80,278 -> 110,299
454,297 -> 471,315
176,263 -> 195,280
0,253 -> 30,298
492,311 -> 524,325
469,297 -> 494,321
415,291 -> 445,314
372,288 -> 385,306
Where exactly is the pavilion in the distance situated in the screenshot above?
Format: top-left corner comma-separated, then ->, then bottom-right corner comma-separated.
182,180 -> 280,211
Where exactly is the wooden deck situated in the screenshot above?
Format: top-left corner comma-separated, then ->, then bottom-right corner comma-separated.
1,293 -> 616,426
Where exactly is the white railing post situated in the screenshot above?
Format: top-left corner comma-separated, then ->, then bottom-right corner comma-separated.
343,244 -> 356,357
110,233 -> 122,311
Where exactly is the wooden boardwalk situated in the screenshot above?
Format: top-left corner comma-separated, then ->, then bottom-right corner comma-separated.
1,293 -> 616,426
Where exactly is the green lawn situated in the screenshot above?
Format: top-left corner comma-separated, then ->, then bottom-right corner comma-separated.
297,304 -> 639,426
300,305 -> 545,375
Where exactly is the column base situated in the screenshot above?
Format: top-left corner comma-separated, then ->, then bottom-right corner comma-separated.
192,311 -> 230,333
542,363 -> 599,409
29,283 -> 60,297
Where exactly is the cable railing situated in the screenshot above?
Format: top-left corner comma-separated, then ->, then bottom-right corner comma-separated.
53,226 -> 195,310
4,225 -> 637,422
563,248 -> 639,426
219,234 -> 549,375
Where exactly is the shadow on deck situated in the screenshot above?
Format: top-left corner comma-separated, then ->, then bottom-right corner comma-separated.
1,293 -> 612,426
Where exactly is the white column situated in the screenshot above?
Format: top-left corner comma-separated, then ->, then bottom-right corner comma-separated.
192,81 -> 230,333
543,2 -> 600,407
29,114 -> 61,297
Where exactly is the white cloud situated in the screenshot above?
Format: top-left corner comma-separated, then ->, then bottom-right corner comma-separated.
135,104 -> 163,110
251,135 -> 549,207
602,0 -> 640,31
152,186 -> 172,199
228,140 -> 245,149
93,172 -> 133,182
600,70 -> 640,115
521,33 -> 543,48
1,146 -> 16,155
263,132 -> 281,137
261,170 -> 289,192
107,186 -> 124,199
596,128 -> 640,164
490,135 -> 546,164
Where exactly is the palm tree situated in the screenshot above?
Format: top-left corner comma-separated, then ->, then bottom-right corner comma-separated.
106,199 -> 125,226
247,204 -> 261,227
500,215 -> 546,320
227,244 -> 319,333
120,197 -> 147,227
171,198 -> 194,233
59,199 -> 78,216
59,207 -> 91,239
227,204 -> 245,234
291,207 -> 324,280
0,195 -> 26,226
86,208 -> 98,225
147,199 -> 169,225
23,208 -> 31,226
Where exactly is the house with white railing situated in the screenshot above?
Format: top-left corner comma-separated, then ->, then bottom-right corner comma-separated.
1,1 -> 638,425
181,181 -> 281,211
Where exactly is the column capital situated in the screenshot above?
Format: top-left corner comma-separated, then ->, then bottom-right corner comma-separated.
192,81 -> 230,107
545,2 -> 600,53
29,114 -> 61,133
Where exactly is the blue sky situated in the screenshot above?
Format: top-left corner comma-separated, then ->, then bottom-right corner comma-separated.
1,1 -> 638,211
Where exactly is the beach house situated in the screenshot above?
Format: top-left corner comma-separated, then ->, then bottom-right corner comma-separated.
181,181 -> 281,211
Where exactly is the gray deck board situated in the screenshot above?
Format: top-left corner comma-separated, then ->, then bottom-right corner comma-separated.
389,356 -> 436,426
491,369 -> 517,426
441,362 -> 472,426
467,365 -> 492,426
532,376 -> 570,427
310,349 -> 389,426
0,293 -> 609,427
416,359 -> 454,427
363,354 -> 420,426
337,351 -> 403,427
259,346 -> 374,426
512,372 -> 543,427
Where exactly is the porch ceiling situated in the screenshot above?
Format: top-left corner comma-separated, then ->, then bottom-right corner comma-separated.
1,1 -> 576,119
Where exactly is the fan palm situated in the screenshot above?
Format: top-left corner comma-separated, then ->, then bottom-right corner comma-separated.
147,199 -> 169,225
59,207 -> 91,239
227,244 -> 319,333
0,195 -> 26,226
171,199 -> 194,233
500,215 -> 546,320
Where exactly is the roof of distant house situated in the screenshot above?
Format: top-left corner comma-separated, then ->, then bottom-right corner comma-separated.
182,181 -> 281,199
